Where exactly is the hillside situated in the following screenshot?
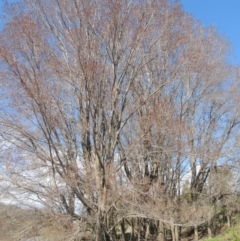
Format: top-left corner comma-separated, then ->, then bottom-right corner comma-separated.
202,216 -> 240,241
0,203 -> 81,241
2,202 -> 240,241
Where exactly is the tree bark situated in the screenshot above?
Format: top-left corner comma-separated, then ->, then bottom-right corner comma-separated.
227,214 -> 231,228
145,219 -> 150,240
157,221 -> 165,241
175,226 -> 179,241
171,218 -> 175,241
207,215 -> 212,239
194,225 -> 198,241
96,211 -> 111,241
120,219 -> 127,241
131,218 -> 135,241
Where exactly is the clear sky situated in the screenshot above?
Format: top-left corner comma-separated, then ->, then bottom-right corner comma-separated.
0,0 -> 240,64
181,0 -> 240,65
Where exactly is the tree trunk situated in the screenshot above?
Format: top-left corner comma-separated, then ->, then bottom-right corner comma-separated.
96,211 -> 111,241
171,218 -> 175,241
96,225 -> 111,241
207,216 -> 212,239
145,219 -> 150,240
120,219 -> 126,241
137,218 -> 141,241
109,210 -> 117,241
131,218 -> 135,241
175,226 -> 179,241
157,221 -> 165,241
194,225 -> 198,241
227,214 -> 231,228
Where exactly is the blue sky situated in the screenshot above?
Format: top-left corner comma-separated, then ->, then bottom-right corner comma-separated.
0,0 -> 240,64
181,0 -> 240,64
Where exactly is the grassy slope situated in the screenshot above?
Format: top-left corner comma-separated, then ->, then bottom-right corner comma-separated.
2,202 -> 240,241
202,216 -> 240,241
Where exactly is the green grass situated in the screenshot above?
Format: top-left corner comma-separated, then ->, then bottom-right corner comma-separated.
202,219 -> 240,241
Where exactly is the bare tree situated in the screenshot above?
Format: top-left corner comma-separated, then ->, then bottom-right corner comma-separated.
0,0 -> 240,241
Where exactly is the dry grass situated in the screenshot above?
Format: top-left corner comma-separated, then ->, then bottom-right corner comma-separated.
0,203 -> 82,241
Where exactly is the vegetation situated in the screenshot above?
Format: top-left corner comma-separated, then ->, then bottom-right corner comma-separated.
1,202 -> 240,241
0,0 -> 240,241
203,215 -> 240,241
0,203 -> 81,241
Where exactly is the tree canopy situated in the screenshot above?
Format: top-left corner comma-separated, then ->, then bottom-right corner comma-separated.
0,1 -> 240,241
